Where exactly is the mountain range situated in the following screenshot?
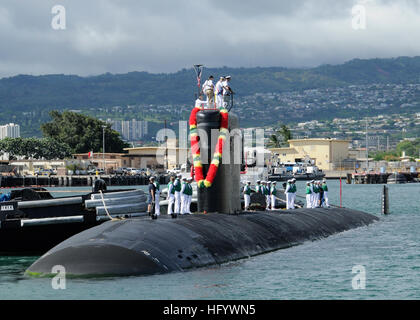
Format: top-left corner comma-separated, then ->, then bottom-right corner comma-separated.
1,56 -> 420,113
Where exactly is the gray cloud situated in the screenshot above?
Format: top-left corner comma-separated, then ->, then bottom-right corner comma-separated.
0,0 -> 420,77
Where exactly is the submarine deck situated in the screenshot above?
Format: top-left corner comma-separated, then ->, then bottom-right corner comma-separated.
26,207 -> 379,277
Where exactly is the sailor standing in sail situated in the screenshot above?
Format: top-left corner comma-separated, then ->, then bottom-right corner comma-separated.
167,176 -> 176,216
222,76 -> 234,109
174,174 -> 182,214
202,75 -> 215,107
215,77 -> 225,108
153,177 -> 160,215
322,179 -> 330,208
270,182 -> 277,210
243,181 -> 252,210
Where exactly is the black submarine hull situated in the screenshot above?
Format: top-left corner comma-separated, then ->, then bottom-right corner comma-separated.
26,208 -> 378,277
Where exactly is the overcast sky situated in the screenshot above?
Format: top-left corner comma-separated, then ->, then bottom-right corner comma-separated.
0,0 -> 419,78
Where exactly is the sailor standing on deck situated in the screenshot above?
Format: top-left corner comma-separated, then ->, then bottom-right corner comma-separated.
270,182 -> 277,210
261,181 -> 267,209
318,181 -> 324,208
186,178 -> 193,214
285,180 -> 292,210
215,77 -> 225,108
305,182 -> 312,208
313,181 -> 320,208
289,178 -> 297,209
265,181 -> 271,210
180,177 -> 188,214
167,176 -> 176,216
153,177 -> 160,215
148,177 -> 157,218
309,180 -> 315,208
322,179 -> 330,208
255,180 -> 262,194
174,174 -> 182,214
243,181 -> 252,210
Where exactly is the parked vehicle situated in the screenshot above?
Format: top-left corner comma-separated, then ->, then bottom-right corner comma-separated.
87,168 -> 105,175
114,167 -> 128,175
34,169 -> 56,176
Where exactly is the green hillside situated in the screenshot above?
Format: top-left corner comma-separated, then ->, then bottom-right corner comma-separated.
1,56 -> 419,112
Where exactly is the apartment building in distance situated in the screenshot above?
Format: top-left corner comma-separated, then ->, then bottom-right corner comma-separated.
0,123 -> 20,139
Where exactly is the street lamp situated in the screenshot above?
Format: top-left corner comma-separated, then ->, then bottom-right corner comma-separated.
102,125 -> 106,172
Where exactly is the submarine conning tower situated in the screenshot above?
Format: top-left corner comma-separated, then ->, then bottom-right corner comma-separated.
196,109 -> 241,214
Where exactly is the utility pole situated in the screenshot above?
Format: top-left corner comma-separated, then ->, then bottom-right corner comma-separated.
366,118 -> 368,172
164,120 -> 168,171
102,125 -> 106,172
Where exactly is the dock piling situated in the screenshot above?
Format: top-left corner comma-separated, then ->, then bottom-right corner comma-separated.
382,185 -> 389,215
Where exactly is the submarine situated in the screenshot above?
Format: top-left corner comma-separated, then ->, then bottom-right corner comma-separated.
26,81 -> 379,277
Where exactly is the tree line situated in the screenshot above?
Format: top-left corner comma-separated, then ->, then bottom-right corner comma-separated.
0,111 -> 128,160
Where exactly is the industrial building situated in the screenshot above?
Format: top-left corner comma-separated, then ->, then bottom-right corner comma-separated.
270,138 -> 351,171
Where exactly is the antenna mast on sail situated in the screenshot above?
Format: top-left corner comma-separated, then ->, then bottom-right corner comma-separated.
193,64 -> 203,98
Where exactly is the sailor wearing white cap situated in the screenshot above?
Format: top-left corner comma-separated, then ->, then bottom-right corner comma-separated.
305,182 -> 312,208
243,181 -> 252,210
173,174 -> 182,214
256,180 -> 262,194
265,181 -> 271,210
310,180 -> 316,208
215,76 -> 226,108
167,176 -> 176,216
180,177 -> 188,214
290,178 -> 297,209
322,179 -> 329,208
285,179 -> 293,210
270,182 -> 277,210
153,176 -> 160,215
186,178 -> 193,214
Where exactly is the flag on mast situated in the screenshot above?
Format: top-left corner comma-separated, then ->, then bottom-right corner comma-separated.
88,151 -> 94,158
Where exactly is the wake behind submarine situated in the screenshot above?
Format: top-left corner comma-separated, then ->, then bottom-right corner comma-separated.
26,104 -> 379,277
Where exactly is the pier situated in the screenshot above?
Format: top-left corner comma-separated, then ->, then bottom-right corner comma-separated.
347,172 -> 419,184
0,175 -> 171,189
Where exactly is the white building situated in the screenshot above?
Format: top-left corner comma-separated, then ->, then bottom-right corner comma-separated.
111,119 -> 148,141
0,123 -> 20,140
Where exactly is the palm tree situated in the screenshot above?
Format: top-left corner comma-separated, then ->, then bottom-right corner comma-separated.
279,125 -> 292,143
267,133 -> 281,148
267,125 -> 293,148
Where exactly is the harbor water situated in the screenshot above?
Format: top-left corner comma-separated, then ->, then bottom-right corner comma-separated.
0,181 -> 419,300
